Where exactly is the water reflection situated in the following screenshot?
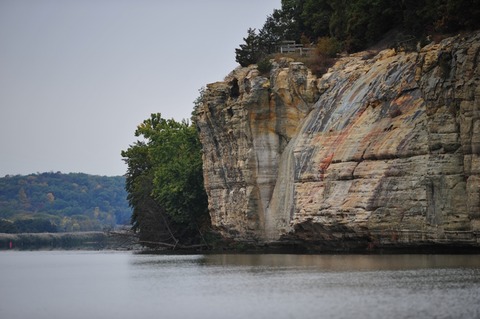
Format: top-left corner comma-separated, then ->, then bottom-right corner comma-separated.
130,254 -> 204,267
1,251 -> 479,319
128,253 -> 480,272
125,253 -> 480,319
197,254 -> 480,271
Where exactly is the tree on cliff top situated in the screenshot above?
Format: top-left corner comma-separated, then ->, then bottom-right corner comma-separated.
121,113 -> 209,247
235,28 -> 263,67
235,0 -> 480,66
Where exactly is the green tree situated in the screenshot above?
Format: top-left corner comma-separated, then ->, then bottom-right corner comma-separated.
121,137 -> 167,244
280,0 -> 308,41
420,0 -> 480,33
0,219 -> 17,233
13,218 -> 57,233
18,187 -> 30,209
343,0 -> 400,51
122,113 -> 209,247
235,28 -> 262,67
258,12 -> 284,55
258,7 -> 303,52
301,0 -> 333,39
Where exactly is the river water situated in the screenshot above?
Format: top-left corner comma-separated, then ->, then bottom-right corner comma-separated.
0,251 -> 479,319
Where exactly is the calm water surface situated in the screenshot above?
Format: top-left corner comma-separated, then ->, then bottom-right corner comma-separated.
0,251 -> 479,319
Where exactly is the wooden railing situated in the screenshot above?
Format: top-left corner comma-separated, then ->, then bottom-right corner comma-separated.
278,41 -> 314,55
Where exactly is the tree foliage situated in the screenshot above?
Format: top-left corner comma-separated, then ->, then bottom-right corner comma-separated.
235,0 -> 480,65
235,28 -> 263,67
0,172 -> 131,233
121,113 -> 209,247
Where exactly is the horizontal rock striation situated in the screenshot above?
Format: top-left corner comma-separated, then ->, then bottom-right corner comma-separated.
195,32 -> 480,251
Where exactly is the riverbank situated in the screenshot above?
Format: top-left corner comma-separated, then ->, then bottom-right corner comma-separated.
0,231 -> 140,250
2,231 -> 479,254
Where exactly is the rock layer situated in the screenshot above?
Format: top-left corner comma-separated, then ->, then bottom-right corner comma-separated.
195,32 -> 480,250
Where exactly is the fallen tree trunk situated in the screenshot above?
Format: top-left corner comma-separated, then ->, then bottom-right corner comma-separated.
138,240 -> 209,250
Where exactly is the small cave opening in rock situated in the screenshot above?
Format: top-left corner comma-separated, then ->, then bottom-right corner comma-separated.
229,78 -> 240,99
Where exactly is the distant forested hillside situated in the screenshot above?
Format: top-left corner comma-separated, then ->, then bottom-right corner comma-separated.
0,172 -> 131,233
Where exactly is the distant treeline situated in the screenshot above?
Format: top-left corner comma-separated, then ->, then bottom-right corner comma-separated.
0,172 -> 131,233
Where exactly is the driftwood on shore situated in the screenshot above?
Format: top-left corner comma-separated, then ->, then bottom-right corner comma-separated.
137,239 -> 209,250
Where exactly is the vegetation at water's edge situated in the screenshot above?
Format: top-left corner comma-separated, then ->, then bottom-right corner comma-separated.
0,231 -> 140,250
121,113 -> 210,249
0,232 -> 107,250
235,0 -> 480,69
0,173 -> 131,233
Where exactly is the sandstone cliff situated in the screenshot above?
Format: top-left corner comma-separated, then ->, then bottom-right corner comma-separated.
195,31 -> 480,251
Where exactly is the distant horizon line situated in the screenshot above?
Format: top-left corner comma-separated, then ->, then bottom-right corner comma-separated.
1,171 -> 126,178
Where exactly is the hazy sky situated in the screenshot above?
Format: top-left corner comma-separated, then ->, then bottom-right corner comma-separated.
0,0 -> 280,177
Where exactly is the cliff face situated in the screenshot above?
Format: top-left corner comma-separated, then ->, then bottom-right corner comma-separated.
195,32 -> 480,250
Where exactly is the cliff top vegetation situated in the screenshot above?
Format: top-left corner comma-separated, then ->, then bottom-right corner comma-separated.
235,0 -> 480,70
